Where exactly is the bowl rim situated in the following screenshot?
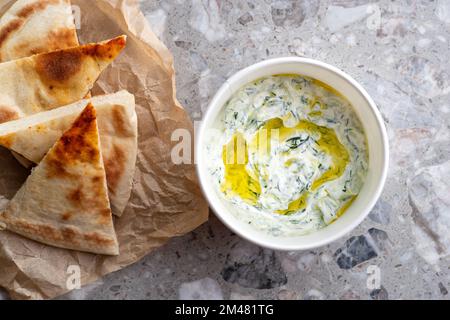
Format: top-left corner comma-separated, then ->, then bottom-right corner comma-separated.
195,57 -> 389,250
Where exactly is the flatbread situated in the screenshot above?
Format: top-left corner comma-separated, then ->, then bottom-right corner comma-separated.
0,0 -> 80,168
0,103 -> 119,255
0,90 -> 137,215
0,0 -> 79,62
0,35 -> 126,124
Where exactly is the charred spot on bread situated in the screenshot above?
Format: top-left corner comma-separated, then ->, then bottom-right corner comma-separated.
61,227 -> 77,241
111,105 -> 134,137
104,144 -> 126,194
0,133 -> 15,149
67,188 -> 83,206
83,232 -> 115,246
0,107 -> 19,124
112,106 -> 127,136
80,36 -> 127,60
35,49 -> 83,83
46,157 -> 72,178
100,209 -> 112,219
91,175 -> 103,184
16,0 -> 60,19
61,212 -> 73,221
0,19 -> 23,52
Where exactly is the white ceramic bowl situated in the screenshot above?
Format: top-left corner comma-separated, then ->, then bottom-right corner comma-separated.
196,57 -> 389,251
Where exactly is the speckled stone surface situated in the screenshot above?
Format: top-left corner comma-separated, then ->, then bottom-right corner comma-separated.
69,0 -> 450,300
2,0 -> 449,300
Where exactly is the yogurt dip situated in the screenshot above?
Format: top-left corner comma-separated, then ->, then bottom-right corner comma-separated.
206,75 -> 368,236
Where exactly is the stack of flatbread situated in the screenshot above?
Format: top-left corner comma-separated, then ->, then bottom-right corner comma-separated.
0,0 -> 139,256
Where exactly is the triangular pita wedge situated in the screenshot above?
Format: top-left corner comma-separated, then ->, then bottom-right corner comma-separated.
0,90 -> 137,215
0,0 -> 79,62
0,103 -> 119,255
0,35 -> 126,124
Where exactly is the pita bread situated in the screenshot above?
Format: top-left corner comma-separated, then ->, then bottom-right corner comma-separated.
0,103 -> 119,255
0,0 -> 80,168
0,0 -> 79,62
0,35 -> 126,124
0,90 -> 137,215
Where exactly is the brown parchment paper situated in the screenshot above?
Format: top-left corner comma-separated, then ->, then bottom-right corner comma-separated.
0,0 -> 209,300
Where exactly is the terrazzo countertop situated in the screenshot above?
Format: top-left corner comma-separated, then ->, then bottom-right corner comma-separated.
2,0 -> 449,300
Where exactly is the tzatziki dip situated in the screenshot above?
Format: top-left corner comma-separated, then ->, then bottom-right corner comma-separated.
206,75 -> 368,236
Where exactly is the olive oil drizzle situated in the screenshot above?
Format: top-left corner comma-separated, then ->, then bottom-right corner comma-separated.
221,133 -> 261,205
221,117 -> 351,217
